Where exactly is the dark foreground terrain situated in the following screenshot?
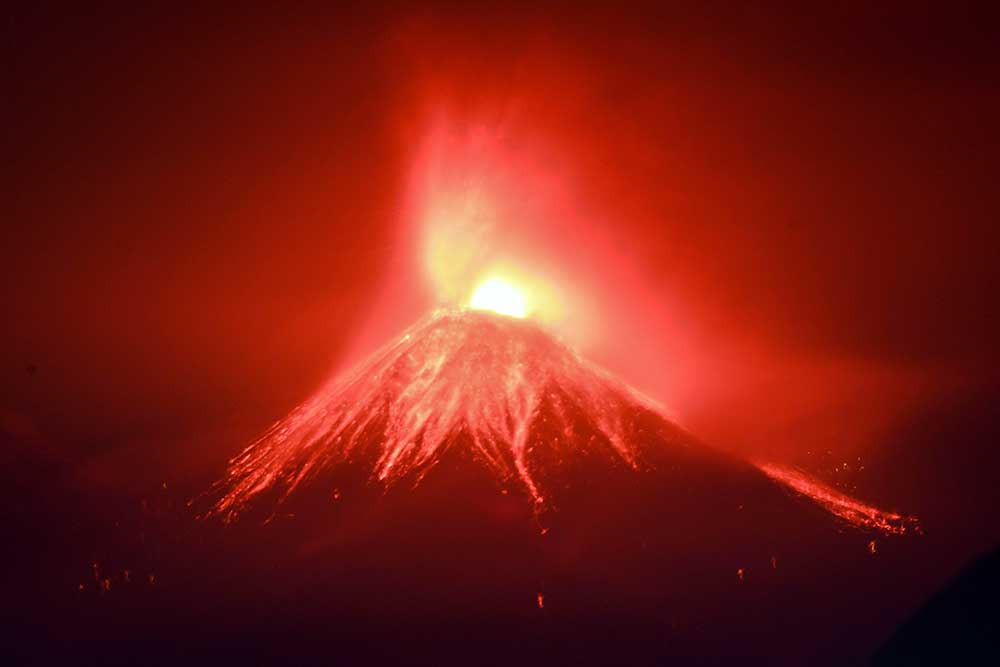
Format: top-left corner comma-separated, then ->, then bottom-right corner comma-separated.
7,432 -> 932,665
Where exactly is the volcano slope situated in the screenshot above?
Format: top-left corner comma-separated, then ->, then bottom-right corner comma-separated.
45,310 -> 921,665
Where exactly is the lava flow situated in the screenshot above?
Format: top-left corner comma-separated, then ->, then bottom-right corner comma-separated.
211,307 -> 916,536
755,461 -> 918,535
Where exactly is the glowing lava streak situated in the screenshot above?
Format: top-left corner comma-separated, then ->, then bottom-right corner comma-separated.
469,278 -> 527,318
755,461 -> 920,535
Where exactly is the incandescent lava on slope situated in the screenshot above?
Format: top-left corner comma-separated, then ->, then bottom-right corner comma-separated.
210,308 -> 916,535
212,309 -> 665,519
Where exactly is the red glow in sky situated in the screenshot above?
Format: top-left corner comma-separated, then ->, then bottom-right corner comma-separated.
334,19 -> 976,472
4,5 -> 995,502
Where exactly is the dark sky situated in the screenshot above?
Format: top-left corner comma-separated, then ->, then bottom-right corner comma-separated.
4,4 -> 998,494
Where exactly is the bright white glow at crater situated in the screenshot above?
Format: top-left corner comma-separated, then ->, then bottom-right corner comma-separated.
469,278 -> 527,318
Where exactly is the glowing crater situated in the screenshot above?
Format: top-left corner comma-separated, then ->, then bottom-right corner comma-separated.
469,278 -> 527,318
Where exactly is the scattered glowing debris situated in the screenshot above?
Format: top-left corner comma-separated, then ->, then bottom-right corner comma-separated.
537,593 -> 545,609
868,540 -> 877,555
737,568 -> 745,583
331,488 -> 341,501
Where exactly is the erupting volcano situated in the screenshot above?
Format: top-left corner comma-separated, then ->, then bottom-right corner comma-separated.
14,5 -> 997,664
210,308 -> 915,538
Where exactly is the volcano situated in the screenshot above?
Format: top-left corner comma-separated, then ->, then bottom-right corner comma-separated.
149,309 -> 920,663
210,308 -> 914,536
44,310 -> 923,665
